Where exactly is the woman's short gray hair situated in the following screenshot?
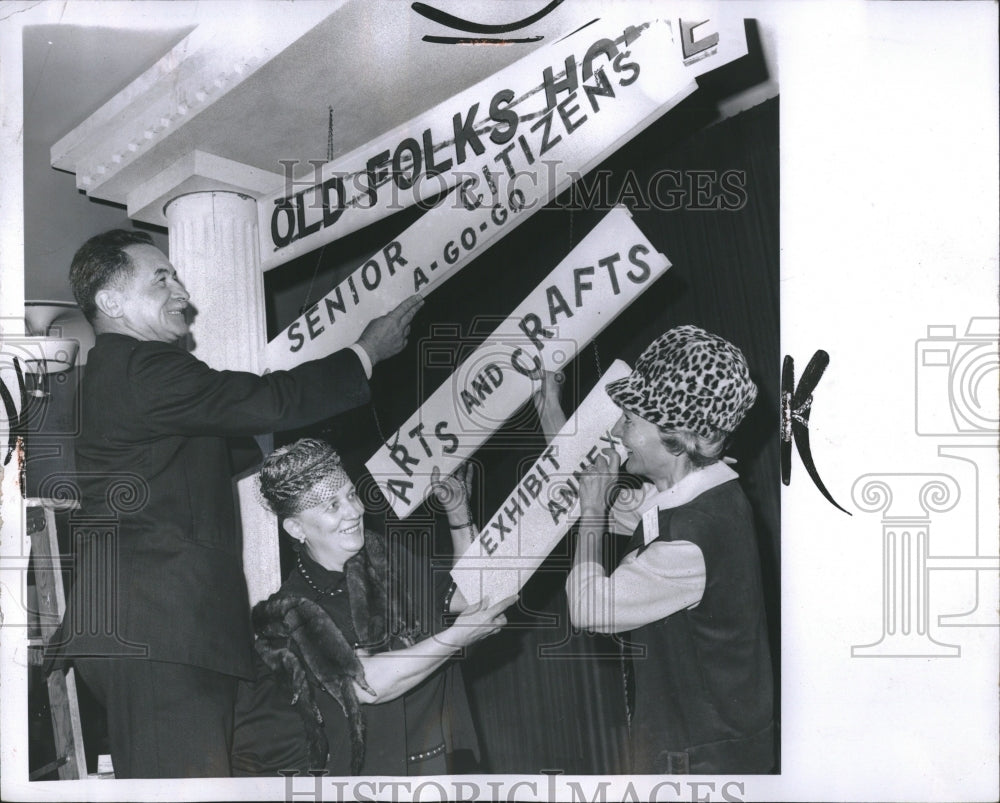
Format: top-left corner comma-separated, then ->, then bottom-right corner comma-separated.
658,426 -> 728,468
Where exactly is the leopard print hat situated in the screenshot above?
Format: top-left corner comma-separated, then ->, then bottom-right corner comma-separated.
605,325 -> 758,436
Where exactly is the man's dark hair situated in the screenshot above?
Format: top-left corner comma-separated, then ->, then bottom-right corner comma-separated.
69,229 -> 154,322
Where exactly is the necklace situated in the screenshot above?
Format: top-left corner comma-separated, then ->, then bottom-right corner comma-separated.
296,554 -> 345,598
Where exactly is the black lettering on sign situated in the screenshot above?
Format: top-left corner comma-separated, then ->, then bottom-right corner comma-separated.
389,439 -> 420,477
423,127 -> 453,176
582,38 -> 619,82
435,421 -> 459,454
542,55 -> 578,110
493,142 -> 517,179
612,50 -> 640,86
271,199 -> 295,249
408,423 -> 434,458
582,68 -> 616,114
321,175 -> 345,228
626,244 -> 651,283
365,150 -> 392,209
518,313 -> 555,351
573,266 -> 595,307
480,532 -> 498,556
361,260 -> 381,292
287,321 -> 305,353
295,191 -> 322,239
413,266 -> 430,292
460,178 -> 482,212
453,102 -> 485,165
517,134 -> 536,166
530,111 -> 562,156
556,92 -> 588,135
546,286 -> 574,325
393,137 -> 422,190
510,347 -> 541,379
598,253 -> 622,294
488,89 -> 518,145
325,288 -> 346,322
304,304 -> 325,339
386,478 -> 414,505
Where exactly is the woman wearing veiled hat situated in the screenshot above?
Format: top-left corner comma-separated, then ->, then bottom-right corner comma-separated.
231,438 -> 512,776
566,325 -> 775,775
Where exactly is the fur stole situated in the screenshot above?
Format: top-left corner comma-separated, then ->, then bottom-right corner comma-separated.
251,529 -> 420,774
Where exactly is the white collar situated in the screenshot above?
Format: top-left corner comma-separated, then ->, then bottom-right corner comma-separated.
635,462 -> 738,544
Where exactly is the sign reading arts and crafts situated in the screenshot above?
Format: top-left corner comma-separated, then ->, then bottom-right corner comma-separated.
263,15 -> 747,369
364,207 -> 669,519
451,361 -> 631,607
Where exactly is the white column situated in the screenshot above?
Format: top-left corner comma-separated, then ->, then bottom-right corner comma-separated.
164,190 -> 279,605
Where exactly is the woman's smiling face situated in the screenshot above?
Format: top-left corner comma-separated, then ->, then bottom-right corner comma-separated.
289,482 -> 366,565
610,408 -> 673,482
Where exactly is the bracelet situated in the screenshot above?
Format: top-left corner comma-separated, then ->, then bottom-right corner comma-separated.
451,519 -> 475,530
443,581 -> 458,615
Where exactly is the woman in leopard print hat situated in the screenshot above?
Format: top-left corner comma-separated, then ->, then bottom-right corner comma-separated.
566,325 -> 775,775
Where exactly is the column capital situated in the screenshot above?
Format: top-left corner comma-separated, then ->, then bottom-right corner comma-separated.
49,4 -> 335,221
851,473 -> 961,520
128,150 -> 282,229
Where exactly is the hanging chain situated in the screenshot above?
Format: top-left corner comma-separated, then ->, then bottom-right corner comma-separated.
370,406 -> 389,449
327,105 -> 335,162
297,107 -> 337,316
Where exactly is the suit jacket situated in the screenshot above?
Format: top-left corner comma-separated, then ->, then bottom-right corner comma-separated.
48,332 -> 370,679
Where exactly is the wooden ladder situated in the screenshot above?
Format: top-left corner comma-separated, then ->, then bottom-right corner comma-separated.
27,498 -> 88,781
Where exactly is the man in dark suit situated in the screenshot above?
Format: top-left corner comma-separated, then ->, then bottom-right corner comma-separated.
49,228 -> 421,777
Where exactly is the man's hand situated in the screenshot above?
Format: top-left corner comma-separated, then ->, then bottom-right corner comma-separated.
356,295 -> 424,366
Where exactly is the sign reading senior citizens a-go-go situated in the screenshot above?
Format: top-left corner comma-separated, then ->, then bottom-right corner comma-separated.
263,15 -> 746,371
365,206 -> 669,519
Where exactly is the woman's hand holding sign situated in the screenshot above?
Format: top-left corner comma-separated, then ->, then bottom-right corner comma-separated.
579,446 -> 622,519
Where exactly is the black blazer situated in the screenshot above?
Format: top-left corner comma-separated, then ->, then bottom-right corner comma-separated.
48,333 -> 370,679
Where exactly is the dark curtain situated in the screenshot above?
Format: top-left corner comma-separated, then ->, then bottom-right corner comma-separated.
267,95 -> 779,774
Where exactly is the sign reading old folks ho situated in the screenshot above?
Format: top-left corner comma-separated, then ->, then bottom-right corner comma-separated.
263,13 -> 747,370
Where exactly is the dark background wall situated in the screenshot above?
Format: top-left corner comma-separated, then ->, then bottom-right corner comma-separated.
24,94 -> 778,775
265,95 -> 779,773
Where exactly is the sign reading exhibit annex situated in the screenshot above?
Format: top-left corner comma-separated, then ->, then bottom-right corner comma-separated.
364,206 -> 669,518
451,360 -> 632,607
263,15 -> 747,370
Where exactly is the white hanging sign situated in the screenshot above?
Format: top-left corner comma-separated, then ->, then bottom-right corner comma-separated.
364,206 -> 668,518
451,360 -> 632,607
263,14 -> 747,369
